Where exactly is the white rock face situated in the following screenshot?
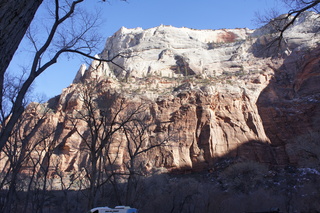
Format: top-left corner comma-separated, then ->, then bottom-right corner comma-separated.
73,11 -> 319,88
73,64 -> 86,83
99,25 -> 253,78
251,11 -> 320,56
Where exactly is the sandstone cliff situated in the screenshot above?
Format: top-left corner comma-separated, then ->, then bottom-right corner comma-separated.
17,12 -> 320,174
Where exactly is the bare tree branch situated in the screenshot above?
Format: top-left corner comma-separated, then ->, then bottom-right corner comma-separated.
0,0 -> 124,153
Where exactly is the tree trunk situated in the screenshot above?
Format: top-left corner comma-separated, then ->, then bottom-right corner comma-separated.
0,0 -> 43,124
0,0 -> 43,74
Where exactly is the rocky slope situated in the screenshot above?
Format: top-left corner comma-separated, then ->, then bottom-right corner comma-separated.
19,12 -> 320,173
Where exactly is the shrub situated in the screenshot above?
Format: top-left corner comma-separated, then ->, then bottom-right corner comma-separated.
219,161 -> 269,193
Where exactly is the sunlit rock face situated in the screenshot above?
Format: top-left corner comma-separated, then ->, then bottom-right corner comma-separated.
100,25 -> 252,78
17,11 -> 320,173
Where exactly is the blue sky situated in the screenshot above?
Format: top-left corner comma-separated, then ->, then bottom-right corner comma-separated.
10,0 -> 288,100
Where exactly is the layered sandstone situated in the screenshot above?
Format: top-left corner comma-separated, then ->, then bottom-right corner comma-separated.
18,12 -> 320,173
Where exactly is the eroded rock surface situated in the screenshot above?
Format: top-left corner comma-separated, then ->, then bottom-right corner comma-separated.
15,12 -> 320,173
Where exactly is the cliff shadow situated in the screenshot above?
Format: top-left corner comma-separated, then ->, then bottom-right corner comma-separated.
256,44 -> 320,165
171,139 -> 280,174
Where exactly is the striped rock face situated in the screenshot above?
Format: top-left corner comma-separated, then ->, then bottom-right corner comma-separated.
6,12 -> 320,175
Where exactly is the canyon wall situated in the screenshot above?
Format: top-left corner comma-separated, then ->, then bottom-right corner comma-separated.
15,12 -> 320,173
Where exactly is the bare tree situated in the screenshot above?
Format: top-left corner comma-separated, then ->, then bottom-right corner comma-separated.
256,0 -> 320,44
0,0 -> 126,88
0,102 -> 56,213
69,76 -> 174,208
121,108 -> 171,206
0,0 -> 126,154
0,0 -> 43,95
70,78 -> 138,208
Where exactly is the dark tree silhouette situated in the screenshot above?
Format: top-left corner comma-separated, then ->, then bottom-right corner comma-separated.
0,0 -> 43,100
0,0 -> 125,154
